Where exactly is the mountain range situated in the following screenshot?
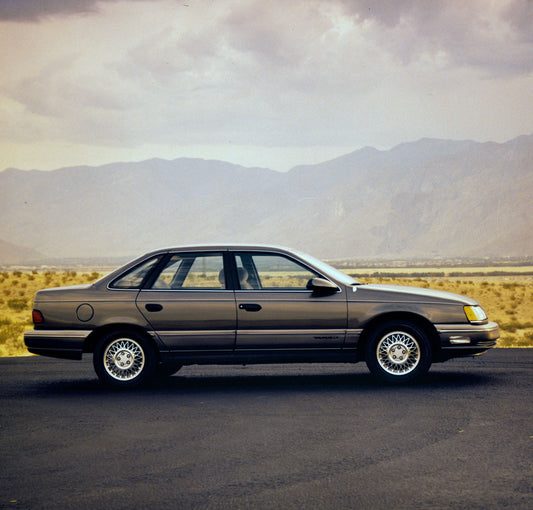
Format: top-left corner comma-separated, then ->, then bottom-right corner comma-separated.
1,135 -> 532,265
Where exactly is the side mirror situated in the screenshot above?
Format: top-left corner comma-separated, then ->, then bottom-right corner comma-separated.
306,278 -> 339,294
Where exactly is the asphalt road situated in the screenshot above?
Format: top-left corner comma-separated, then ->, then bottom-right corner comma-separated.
0,350 -> 531,510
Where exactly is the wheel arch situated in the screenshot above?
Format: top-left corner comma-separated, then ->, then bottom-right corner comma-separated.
358,312 -> 441,361
83,324 -> 161,361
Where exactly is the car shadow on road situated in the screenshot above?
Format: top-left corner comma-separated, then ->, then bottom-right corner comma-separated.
154,370 -> 494,392
31,368 -> 497,397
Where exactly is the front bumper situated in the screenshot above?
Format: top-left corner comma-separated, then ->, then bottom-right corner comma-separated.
436,321 -> 500,359
24,329 -> 92,360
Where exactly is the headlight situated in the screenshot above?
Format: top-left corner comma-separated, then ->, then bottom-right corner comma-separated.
464,305 -> 487,323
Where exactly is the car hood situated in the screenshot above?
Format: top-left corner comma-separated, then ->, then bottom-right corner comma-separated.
353,283 -> 478,305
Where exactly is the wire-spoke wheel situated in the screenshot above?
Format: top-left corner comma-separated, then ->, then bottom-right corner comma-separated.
94,330 -> 157,388
377,331 -> 420,375
365,321 -> 432,383
104,338 -> 145,381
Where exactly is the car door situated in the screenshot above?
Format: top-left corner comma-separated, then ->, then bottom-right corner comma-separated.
233,251 -> 347,349
136,252 -> 237,350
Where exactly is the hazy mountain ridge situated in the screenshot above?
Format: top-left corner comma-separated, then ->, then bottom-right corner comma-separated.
1,135 -> 532,263
0,239 -> 44,265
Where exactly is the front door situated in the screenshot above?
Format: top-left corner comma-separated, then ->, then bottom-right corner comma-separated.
233,252 -> 347,349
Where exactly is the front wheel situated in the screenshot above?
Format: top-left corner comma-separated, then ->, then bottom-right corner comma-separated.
93,330 -> 157,388
365,321 -> 432,383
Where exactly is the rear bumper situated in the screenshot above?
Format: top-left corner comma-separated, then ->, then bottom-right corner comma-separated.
24,329 -> 91,360
436,321 -> 499,360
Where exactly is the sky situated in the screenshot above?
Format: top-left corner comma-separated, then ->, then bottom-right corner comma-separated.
1,0 -> 533,172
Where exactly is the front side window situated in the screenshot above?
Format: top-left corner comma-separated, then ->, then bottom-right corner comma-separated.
151,253 -> 225,290
235,253 -> 318,290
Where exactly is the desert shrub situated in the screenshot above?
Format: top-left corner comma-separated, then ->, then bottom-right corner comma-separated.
0,322 -> 27,355
7,298 -> 28,312
0,316 -> 12,326
500,321 -> 533,332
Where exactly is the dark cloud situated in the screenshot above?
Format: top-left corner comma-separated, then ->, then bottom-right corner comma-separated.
0,0 -> 148,21
503,0 -> 533,41
339,0 -> 533,76
0,0 -> 101,21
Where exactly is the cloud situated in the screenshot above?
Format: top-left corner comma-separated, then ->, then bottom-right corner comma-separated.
504,0 -> 533,37
0,0 -> 102,21
0,0 -> 532,172
338,0 -> 533,76
0,0 -> 151,22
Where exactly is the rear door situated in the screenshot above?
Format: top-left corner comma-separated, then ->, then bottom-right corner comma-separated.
233,251 -> 347,349
136,252 -> 236,350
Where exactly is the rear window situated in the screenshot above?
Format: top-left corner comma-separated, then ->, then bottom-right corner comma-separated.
110,256 -> 161,289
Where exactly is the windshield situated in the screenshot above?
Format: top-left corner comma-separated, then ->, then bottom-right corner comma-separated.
292,249 -> 361,286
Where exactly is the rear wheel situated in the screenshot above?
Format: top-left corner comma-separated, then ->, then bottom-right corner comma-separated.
93,330 -> 157,388
365,321 -> 432,383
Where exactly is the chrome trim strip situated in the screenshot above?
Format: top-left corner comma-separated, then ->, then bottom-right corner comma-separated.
235,347 -> 346,352
157,330 -> 236,337
436,323 -> 499,334
441,343 -> 496,350
236,289 -> 313,293
139,288 -> 232,292
158,329 -> 347,337
24,329 -> 91,339
235,329 -> 347,335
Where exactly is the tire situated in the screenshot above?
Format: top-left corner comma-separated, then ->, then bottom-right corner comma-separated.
93,330 -> 157,388
365,320 -> 432,383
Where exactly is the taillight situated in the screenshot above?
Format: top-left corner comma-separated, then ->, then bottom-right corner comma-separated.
32,309 -> 44,324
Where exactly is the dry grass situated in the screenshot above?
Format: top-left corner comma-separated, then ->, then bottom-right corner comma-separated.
0,270 -> 102,356
1,268 -> 531,356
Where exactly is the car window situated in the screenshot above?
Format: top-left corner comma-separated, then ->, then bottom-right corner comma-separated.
110,256 -> 161,289
150,253 -> 225,290
235,253 -> 318,290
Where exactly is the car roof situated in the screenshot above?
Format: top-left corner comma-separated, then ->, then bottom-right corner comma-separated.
142,244 -> 298,256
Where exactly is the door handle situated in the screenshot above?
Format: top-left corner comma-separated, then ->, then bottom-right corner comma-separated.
145,303 -> 163,312
239,303 -> 262,312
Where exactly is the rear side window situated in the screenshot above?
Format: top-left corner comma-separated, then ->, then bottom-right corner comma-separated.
110,256 -> 161,289
150,253 -> 226,290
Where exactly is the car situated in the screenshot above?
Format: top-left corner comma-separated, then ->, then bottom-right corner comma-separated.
24,245 -> 499,387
